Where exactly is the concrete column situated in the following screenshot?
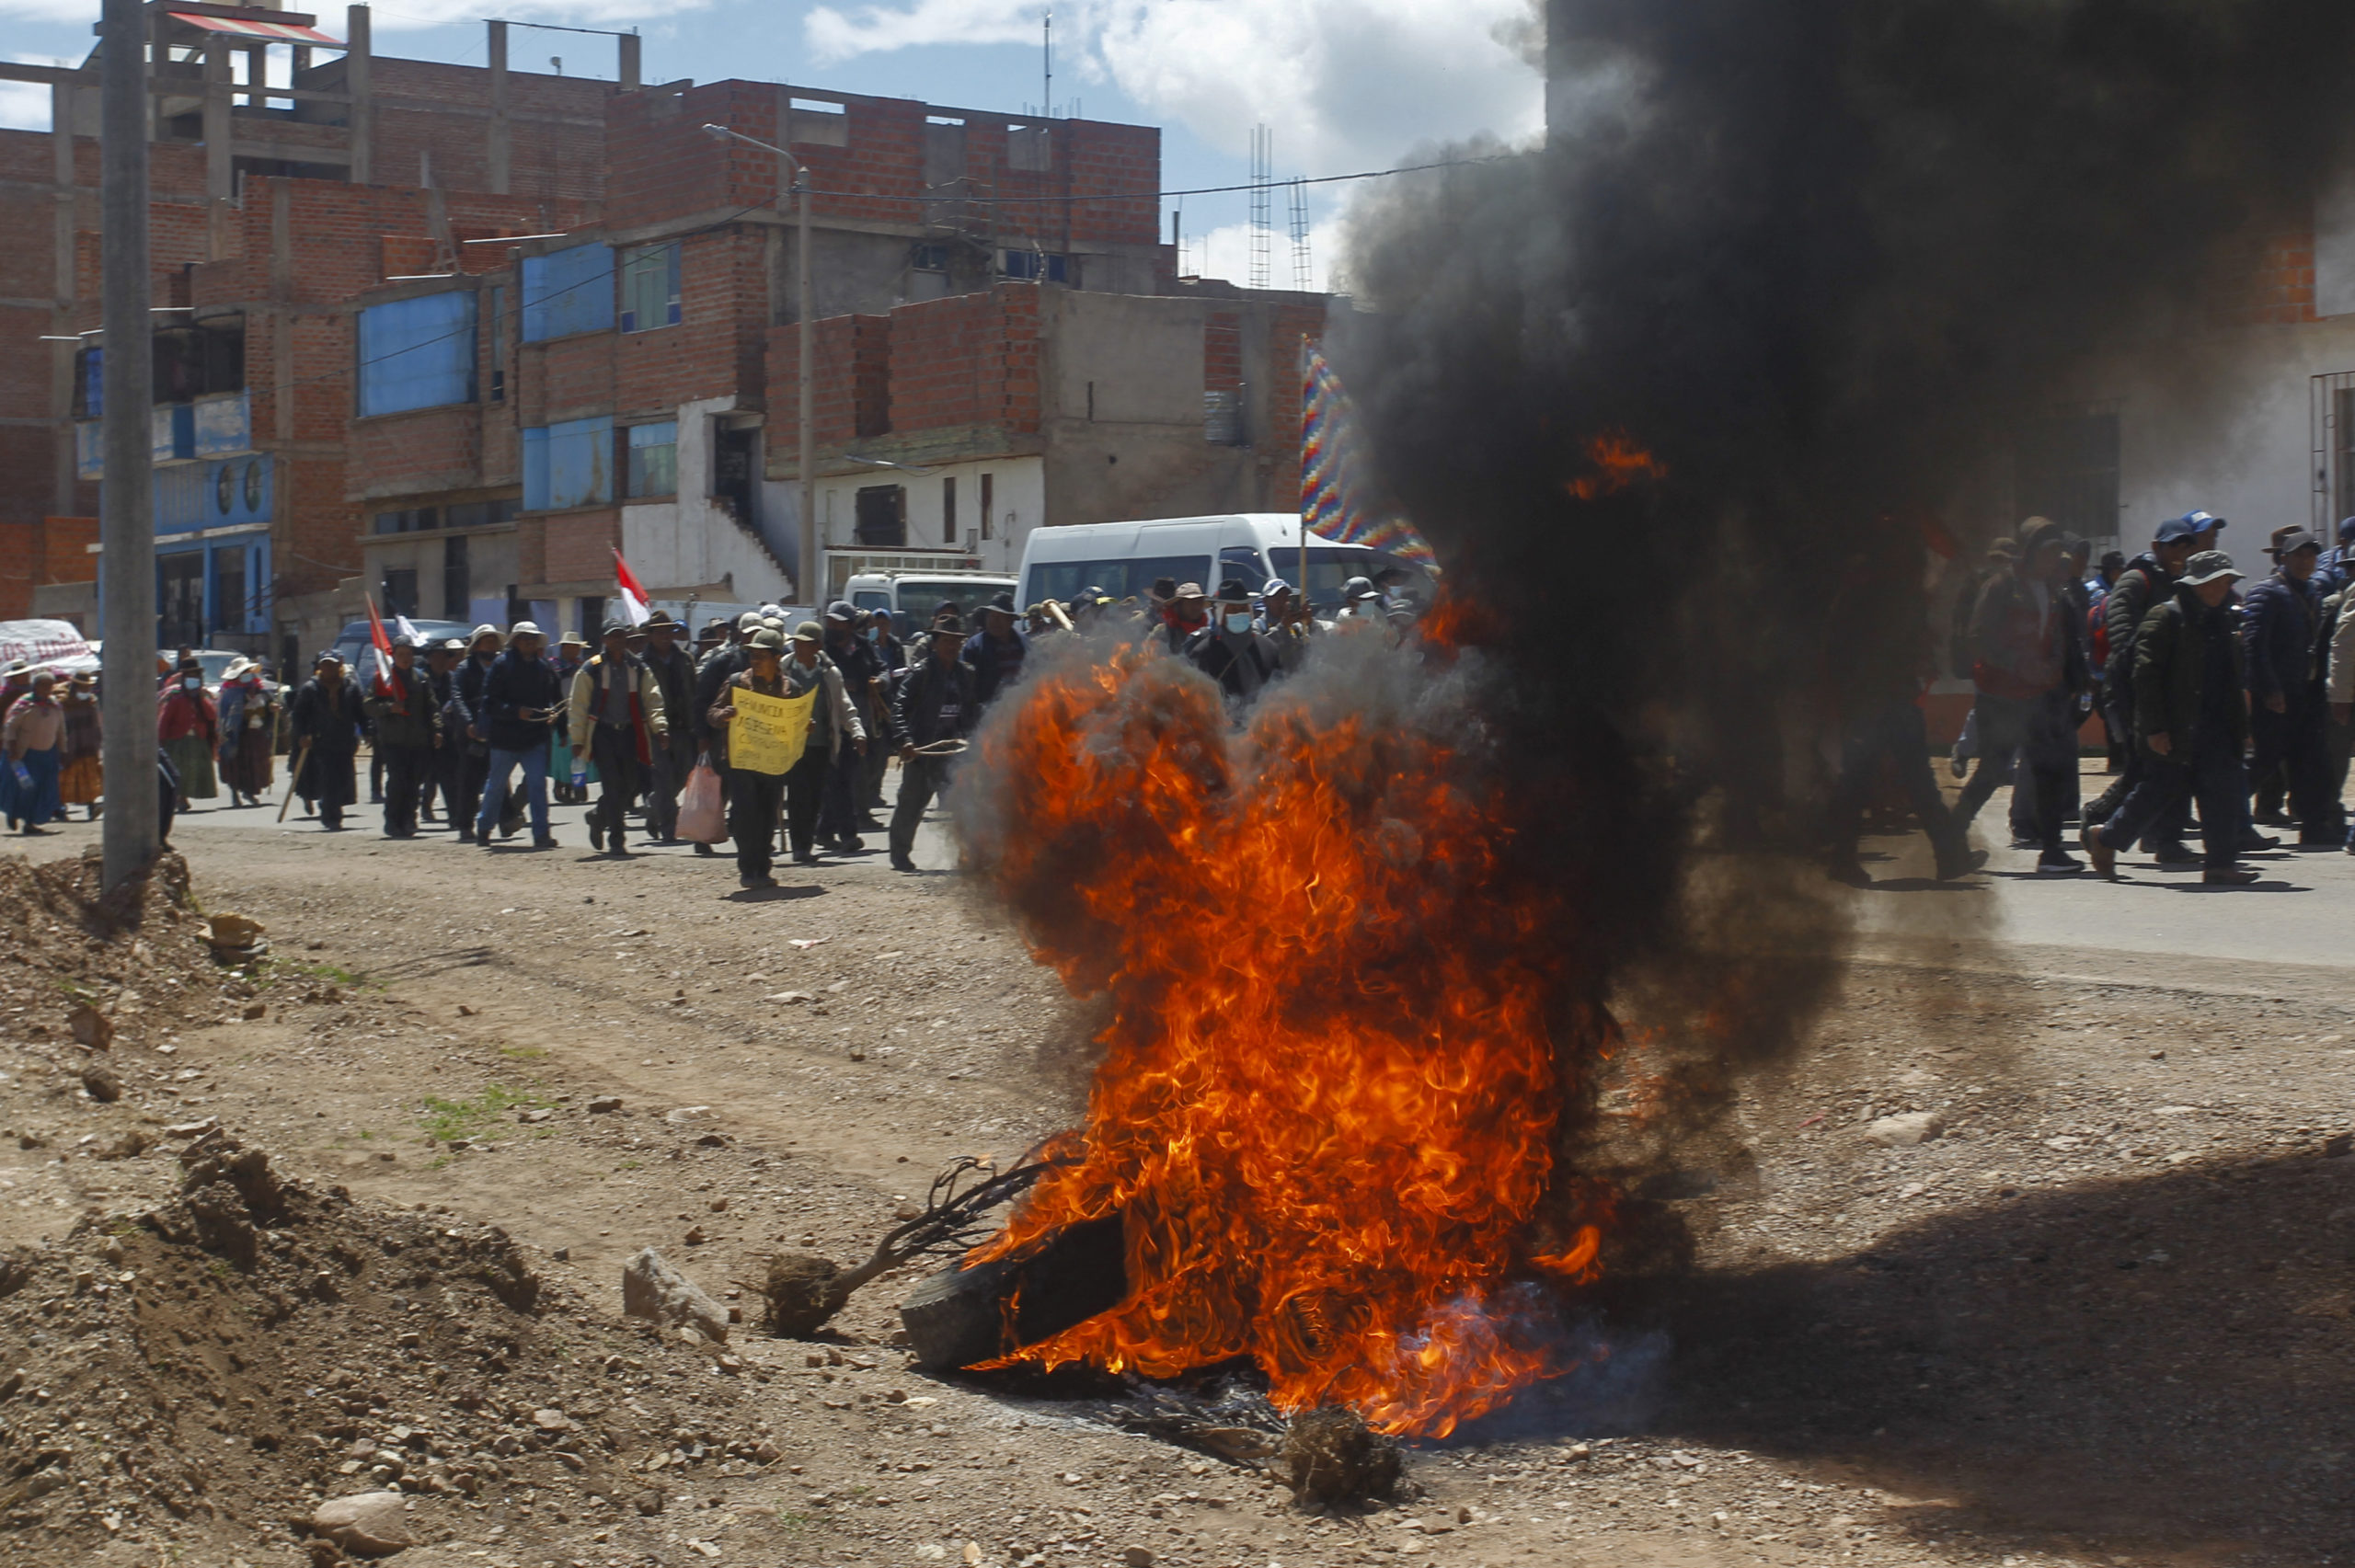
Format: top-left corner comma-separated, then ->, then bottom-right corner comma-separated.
617,32 -> 640,91
52,79 -> 77,518
345,4 -> 372,183
486,19 -> 510,195
100,0 -> 160,888
202,35 -> 232,201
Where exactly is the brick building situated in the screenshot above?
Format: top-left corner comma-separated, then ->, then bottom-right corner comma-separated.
1,2 -> 619,658
10,9 -> 1332,655
351,74 -> 1327,636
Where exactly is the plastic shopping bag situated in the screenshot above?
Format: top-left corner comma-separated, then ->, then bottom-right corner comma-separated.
677,755 -> 728,843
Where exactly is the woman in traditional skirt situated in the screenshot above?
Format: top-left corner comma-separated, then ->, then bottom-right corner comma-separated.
2,670 -> 66,833
215,658 -> 279,807
156,657 -> 220,810
57,671 -> 101,818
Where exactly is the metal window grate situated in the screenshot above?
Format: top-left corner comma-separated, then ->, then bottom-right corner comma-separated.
2310,372 -> 2355,532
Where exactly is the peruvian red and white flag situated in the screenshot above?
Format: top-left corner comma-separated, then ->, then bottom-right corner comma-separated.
362,594 -> 396,693
612,548 -> 652,627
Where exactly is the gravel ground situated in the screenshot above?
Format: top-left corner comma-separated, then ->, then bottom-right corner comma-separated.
0,789 -> 2349,1568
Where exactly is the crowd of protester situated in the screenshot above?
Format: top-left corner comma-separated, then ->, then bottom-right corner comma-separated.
1829,509 -> 2355,887
0,573 -> 1422,889
14,520 -> 2345,895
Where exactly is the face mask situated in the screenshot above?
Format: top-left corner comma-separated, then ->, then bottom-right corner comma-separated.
1223,612 -> 1254,635
182,677 -> 201,692
862,625 -> 879,641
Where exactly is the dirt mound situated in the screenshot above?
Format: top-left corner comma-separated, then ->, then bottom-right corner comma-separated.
0,851 -> 218,1048
0,1125 -> 758,1563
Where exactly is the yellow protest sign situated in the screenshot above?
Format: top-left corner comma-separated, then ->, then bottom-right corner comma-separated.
729,686 -> 815,775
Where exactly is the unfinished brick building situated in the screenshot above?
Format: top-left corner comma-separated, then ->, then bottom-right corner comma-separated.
7,6 -> 1329,655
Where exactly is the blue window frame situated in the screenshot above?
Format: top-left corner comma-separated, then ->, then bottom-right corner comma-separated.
357,292 -> 477,417
619,243 -> 682,333
521,244 -> 616,341
523,416 -> 615,510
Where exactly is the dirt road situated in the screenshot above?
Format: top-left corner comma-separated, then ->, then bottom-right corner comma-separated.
1,788 -> 2349,1568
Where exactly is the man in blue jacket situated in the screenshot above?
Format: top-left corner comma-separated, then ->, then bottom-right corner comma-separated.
474,621 -> 564,849
2243,530 -> 2341,846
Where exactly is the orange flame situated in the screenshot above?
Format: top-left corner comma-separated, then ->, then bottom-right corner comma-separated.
1564,429 -> 1668,500
965,641 -> 1609,1436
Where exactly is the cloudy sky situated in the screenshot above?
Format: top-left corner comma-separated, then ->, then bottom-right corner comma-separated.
1,0 -> 1544,291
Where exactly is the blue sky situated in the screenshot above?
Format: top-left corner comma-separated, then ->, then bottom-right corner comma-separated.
1,0 -> 1545,290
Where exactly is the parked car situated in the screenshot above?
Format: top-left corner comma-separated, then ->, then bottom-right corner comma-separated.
325,618 -> 473,679
1014,513 -> 1428,616
843,571 -> 1017,638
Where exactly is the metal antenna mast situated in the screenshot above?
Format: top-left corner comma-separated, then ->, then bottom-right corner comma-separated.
1288,177 -> 1311,291
1042,10 -> 1051,115
1248,125 -> 1271,290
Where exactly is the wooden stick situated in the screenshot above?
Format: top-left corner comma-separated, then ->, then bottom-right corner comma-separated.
277,739 -> 312,822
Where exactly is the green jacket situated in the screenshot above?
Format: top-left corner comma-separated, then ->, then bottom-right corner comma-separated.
2131,589 -> 2246,756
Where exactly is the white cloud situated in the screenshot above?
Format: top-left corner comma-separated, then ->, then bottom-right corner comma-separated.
805,0 -> 1542,175
369,0 -> 691,32
0,77 -> 51,132
1178,215 -> 1351,294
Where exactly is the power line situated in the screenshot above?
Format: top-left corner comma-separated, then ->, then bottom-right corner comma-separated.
823,150 -> 1510,210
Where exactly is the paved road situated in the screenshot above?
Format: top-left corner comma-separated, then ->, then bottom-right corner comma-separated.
1851,761 -> 2354,980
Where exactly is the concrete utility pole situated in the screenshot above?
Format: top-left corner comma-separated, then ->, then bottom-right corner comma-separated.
703,123 -> 817,605
100,0 -> 158,891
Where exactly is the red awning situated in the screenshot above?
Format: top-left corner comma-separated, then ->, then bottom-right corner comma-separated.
167,12 -> 344,45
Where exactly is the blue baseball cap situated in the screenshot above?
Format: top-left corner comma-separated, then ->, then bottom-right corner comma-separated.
2153,515 -> 2200,544
2338,516 -> 2355,540
2181,509 -> 2226,534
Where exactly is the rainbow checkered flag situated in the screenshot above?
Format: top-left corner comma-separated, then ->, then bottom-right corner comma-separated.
1299,341 -> 1434,566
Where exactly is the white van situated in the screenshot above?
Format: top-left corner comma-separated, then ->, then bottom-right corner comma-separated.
1016,514 -> 1428,614
843,570 -> 1017,637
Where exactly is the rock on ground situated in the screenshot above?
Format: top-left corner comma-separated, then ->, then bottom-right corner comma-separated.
621,1246 -> 730,1342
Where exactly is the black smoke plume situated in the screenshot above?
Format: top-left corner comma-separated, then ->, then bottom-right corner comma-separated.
1332,0 -> 2355,1078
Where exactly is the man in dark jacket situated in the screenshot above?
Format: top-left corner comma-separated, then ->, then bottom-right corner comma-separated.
474,621 -> 563,848
452,624 -> 506,841
888,615 -> 978,872
1951,518 -> 2090,873
687,612 -> 764,859
639,612 -> 698,843
2082,552 -> 2258,885
2243,529 -> 2341,845
2082,516 -> 2200,859
288,652 -> 367,830
568,622 -> 667,857
962,593 -> 1030,707
423,638 -> 465,826
1184,578 -> 1285,706
819,601 -> 884,853
362,636 -> 442,838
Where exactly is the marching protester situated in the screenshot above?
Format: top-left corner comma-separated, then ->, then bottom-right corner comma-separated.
819,602 -> 883,853
2243,528 -> 2342,845
1185,578 -> 1285,704
1950,518 -> 2089,874
964,594 -> 1030,707
215,658 -> 278,808
58,671 -> 100,821
1337,576 -> 1388,623
1823,534 -> 1977,885
287,652 -> 367,831
889,612 -> 977,874
1151,582 -> 1210,655
156,657 -> 220,812
640,612 -> 698,844
2330,557 -> 2355,831
476,622 -> 564,849
707,626 -> 794,889
363,636 -> 442,838
567,622 -> 667,857
785,620 -> 867,865
2,670 -> 64,833
450,625 -> 503,841
688,612 -> 763,859
858,607 -> 903,818
2082,552 -> 2258,885
423,638 -> 465,825
551,633 -> 592,803
2083,515 -> 2200,861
